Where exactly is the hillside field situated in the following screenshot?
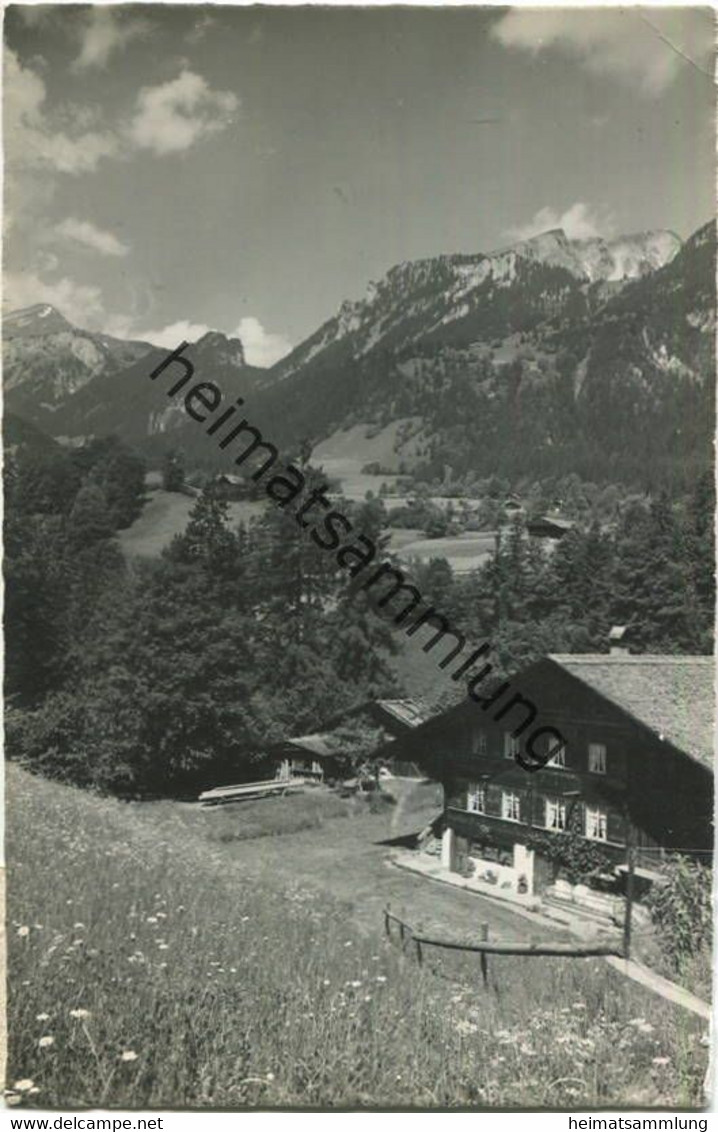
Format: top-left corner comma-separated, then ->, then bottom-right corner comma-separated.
118,491 -> 265,558
6,766 -> 708,1109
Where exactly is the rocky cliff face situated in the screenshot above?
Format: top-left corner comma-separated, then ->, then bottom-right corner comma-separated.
247,221 -> 713,487
271,227 -> 681,382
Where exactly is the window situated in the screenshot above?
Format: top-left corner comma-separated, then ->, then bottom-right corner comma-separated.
472,729 -> 488,756
588,743 -> 607,774
585,806 -> 608,841
467,784 -> 486,813
503,732 -> 520,759
546,740 -> 566,768
501,791 -> 521,822
545,797 -> 567,831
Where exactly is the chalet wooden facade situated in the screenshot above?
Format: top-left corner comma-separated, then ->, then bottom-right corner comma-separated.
385,654 -> 714,898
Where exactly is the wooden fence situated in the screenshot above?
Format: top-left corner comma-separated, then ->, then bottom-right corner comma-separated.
384,905 -> 624,985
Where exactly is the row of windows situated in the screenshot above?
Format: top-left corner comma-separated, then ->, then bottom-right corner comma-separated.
466,785 -> 609,841
472,730 -> 607,774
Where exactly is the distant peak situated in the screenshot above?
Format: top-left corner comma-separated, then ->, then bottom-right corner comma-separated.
4,303 -> 76,339
195,329 -> 246,366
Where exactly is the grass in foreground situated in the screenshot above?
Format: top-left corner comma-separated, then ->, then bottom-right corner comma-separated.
6,767 -> 709,1109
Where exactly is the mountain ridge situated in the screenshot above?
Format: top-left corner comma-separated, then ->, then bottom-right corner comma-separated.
3,220 -> 713,487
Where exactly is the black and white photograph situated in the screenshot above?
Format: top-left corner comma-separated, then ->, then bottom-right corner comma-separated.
3,1 -> 716,1115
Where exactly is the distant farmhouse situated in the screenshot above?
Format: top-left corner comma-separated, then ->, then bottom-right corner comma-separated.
266,698 -> 431,783
526,513 -> 575,541
200,697 -> 432,803
382,646 -> 713,907
212,471 -> 252,500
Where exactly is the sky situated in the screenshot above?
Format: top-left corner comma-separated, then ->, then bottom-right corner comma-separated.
4,4 -> 715,365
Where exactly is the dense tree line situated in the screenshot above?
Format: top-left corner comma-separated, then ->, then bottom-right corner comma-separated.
6,446 -> 397,796
412,472 -> 714,682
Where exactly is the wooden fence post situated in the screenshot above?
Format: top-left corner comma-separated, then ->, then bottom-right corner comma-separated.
480,922 -> 489,988
623,844 -> 635,960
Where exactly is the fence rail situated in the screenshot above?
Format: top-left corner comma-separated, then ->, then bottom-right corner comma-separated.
384,905 -> 624,981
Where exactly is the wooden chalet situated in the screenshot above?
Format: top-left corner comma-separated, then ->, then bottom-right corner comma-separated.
383,653 -> 714,900
271,734 -> 342,782
526,514 -> 575,540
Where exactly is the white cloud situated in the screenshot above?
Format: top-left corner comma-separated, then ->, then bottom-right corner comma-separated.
73,9 -> 149,71
234,317 -> 291,367
505,202 -> 614,243
4,48 -> 118,176
4,270 -> 105,328
5,50 -> 239,176
137,320 -> 214,350
491,9 -> 713,96
56,218 -> 130,257
112,314 -> 290,364
128,70 -> 239,156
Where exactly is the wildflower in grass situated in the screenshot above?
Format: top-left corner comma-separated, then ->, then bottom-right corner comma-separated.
158,944 -> 169,951
13,1080 -> 34,1092
69,1009 -> 91,1019
120,1051 -> 138,1062
322,979 -> 331,986
375,976 -> 387,983
455,1019 -> 478,1036
38,1036 -> 54,1048
652,1057 -> 671,1067
5,1094 -> 21,1106
146,916 -> 158,924
73,922 -> 86,930
266,1072 -> 275,1081
35,1013 -> 50,1022
636,1021 -> 654,1035
17,926 -> 29,937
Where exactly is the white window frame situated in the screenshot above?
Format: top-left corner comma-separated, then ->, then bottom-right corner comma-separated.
585,806 -> 608,841
503,732 -> 520,759
472,729 -> 488,756
588,742 -> 607,774
546,740 -> 566,768
467,783 -> 486,814
501,790 -> 521,822
544,797 -> 567,831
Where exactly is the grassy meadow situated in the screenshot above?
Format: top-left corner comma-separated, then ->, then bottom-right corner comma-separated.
6,766 -> 710,1109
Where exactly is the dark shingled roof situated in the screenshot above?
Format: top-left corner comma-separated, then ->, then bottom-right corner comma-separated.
548,655 -> 715,771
